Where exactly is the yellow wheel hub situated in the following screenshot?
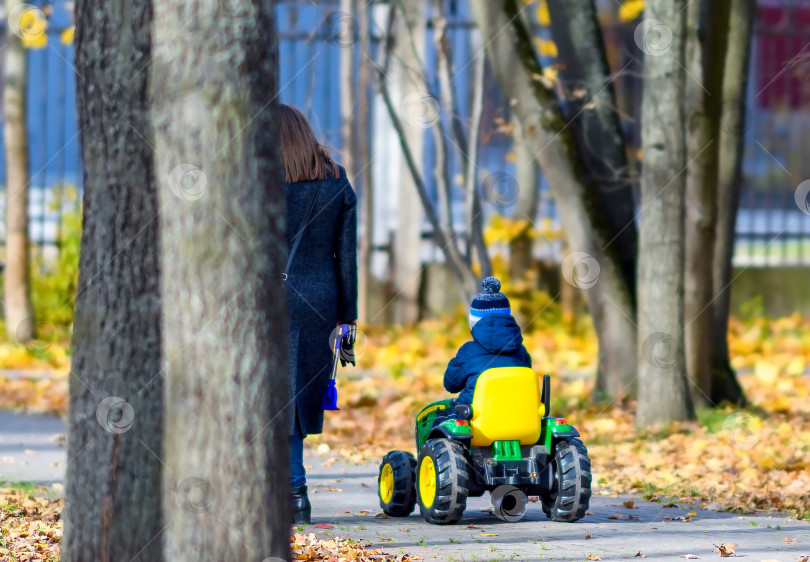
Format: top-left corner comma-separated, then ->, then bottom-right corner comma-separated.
380,463 -> 394,504
419,456 -> 436,508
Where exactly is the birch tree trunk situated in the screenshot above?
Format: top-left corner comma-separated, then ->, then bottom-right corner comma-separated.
151,1 -> 289,559
355,0 -> 373,324
391,0 -> 425,323
339,0 -> 356,178
471,0 -> 637,400
509,118 -> 539,284
4,0 -> 34,343
711,0 -> 756,406
636,1 -> 695,428
63,0 -> 164,558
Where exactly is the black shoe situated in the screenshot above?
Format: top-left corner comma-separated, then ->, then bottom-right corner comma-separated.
291,485 -> 311,525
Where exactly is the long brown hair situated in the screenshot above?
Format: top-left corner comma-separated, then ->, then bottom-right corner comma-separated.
280,104 -> 339,182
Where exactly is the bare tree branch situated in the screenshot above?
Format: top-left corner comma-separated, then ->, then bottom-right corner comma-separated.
375,6 -> 475,302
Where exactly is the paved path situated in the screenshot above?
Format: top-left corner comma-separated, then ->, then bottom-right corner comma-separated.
0,409 -> 66,485
303,450 -> 810,562
0,410 -> 808,560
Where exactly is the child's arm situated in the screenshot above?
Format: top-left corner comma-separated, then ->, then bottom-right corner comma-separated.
443,353 -> 467,394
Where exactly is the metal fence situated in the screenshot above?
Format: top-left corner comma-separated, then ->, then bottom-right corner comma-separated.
1,0 -> 808,267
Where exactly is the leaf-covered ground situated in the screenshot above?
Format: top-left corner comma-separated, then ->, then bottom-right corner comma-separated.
312,311 -> 810,519
0,486 -> 62,562
0,310 -> 808,561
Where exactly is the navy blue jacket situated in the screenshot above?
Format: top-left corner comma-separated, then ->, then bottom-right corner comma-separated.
443,314 -> 532,405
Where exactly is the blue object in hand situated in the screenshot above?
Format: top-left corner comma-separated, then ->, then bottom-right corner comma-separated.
322,325 -> 343,411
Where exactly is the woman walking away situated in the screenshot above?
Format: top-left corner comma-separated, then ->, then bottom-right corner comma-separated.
281,104 -> 358,525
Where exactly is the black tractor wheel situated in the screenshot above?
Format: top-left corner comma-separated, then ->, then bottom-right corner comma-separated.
416,439 -> 470,525
542,438 -> 592,522
378,450 -> 417,517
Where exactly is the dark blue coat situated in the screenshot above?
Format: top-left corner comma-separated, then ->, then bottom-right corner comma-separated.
286,166 -> 357,436
443,314 -> 532,406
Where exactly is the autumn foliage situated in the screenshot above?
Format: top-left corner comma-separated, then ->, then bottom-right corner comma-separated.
0,302 -> 807,561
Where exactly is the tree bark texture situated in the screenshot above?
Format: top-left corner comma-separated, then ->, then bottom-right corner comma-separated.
546,0 -> 639,399
4,0 -> 34,343
151,1 -> 289,560
683,0 -> 730,408
63,0 -> 164,559
636,0 -> 695,428
356,1 -> 373,324
509,115 -> 539,284
546,0 -> 637,292
463,38 -> 491,279
471,0 -> 638,400
339,0 -> 356,179
392,0 -> 426,323
710,0 -> 756,406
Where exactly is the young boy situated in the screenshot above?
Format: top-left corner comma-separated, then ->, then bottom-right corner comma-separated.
444,277 -> 532,407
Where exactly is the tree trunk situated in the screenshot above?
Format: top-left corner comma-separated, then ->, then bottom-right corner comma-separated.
63,0 -> 164,559
433,5 -> 490,278
339,0 -> 356,178
471,0 -> 637,401
509,117 -> 539,284
391,0 -> 426,323
463,37 -> 491,279
356,2 -> 373,324
377,5 -> 476,304
546,0 -> 638,398
711,0 -> 756,406
3,0 -> 34,343
683,0 -> 730,408
509,0 -> 540,287
636,0 -> 695,428
546,0 -> 637,289
151,1 -> 289,560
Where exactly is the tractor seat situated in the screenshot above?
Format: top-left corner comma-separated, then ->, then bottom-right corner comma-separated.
469,366 -> 544,447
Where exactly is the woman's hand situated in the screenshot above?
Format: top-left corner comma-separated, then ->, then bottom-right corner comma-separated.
338,321 -> 356,367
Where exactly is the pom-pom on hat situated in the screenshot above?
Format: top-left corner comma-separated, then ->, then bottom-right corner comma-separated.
469,276 -> 511,328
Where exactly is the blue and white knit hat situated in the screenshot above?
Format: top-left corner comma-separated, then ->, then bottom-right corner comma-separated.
469,277 -> 511,328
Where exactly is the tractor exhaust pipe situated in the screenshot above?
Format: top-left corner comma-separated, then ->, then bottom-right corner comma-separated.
542,374 -> 550,417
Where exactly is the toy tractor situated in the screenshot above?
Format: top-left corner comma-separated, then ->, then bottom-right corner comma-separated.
378,367 -> 591,525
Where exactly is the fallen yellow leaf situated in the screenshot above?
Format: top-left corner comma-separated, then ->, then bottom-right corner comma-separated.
715,543 -> 738,557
